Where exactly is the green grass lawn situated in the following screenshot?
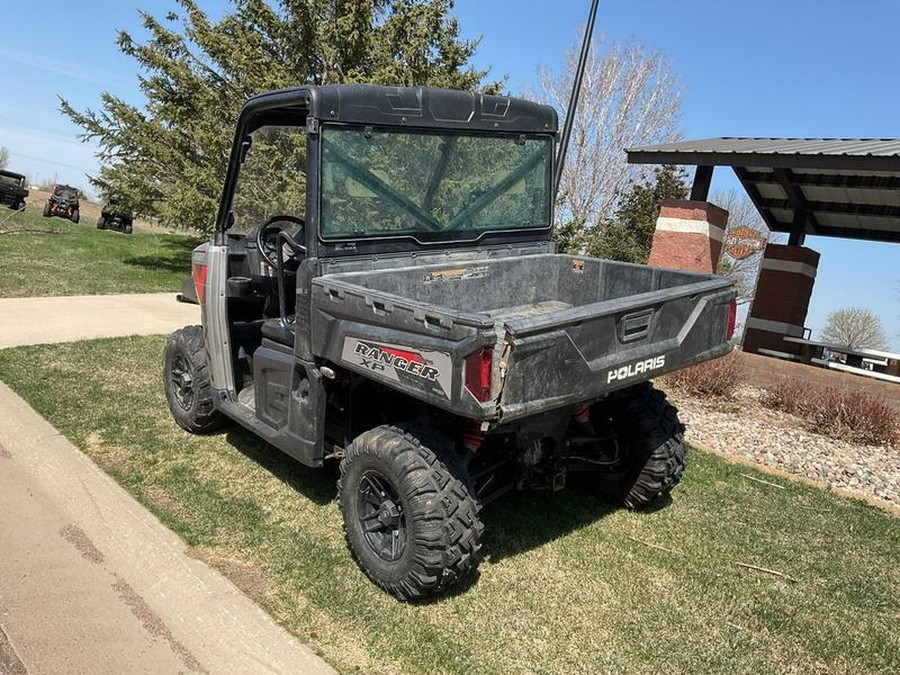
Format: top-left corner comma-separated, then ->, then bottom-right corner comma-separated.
0,336 -> 898,675
0,207 -> 201,297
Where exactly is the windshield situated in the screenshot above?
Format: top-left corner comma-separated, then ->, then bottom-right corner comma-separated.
0,174 -> 20,187
320,126 -> 552,242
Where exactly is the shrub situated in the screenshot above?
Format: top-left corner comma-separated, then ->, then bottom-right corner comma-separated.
662,351 -> 746,399
761,377 -> 899,447
759,377 -> 809,415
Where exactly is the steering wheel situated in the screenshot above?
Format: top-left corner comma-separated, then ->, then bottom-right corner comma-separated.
256,214 -> 306,269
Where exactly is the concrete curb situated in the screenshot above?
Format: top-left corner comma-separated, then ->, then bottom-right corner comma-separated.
0,380 -> 336,675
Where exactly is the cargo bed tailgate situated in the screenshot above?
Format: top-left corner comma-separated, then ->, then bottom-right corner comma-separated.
497,278 -> 734,420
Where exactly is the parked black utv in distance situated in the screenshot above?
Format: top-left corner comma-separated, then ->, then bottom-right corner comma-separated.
43,184 -> 80,222
97,197 -> 134,234
0,170 -> 28,211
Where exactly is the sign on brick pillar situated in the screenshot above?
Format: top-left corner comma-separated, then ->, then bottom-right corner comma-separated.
647,200 -> 729,274
743,244 -> 820,356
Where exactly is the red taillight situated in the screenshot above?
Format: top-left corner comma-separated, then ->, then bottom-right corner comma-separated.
464,347 -> 493,403
726,298 -> 737,340
192,263 -> 208,303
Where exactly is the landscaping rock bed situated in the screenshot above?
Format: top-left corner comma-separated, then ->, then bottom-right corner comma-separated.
670,386 -> 900,511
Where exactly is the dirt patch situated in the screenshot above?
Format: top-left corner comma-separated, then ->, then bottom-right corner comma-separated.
83,432 -> 135,476
59,524 -> 105,565
144,486 -> 188,521
0,445 -> 11,459
188,546 -> 278,607
111,576 -> 205,673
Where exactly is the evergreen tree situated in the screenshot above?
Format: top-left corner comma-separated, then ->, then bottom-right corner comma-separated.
61,0 -> 494,232
585,165 -> 687,262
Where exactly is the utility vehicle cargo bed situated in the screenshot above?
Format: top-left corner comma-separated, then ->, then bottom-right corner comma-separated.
311,254 -> 734,421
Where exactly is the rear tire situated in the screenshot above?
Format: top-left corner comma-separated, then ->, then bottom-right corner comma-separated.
589,383 -> 686,509
42,203 -> 50,217
97,216 -> 106,229
164,325 -> 224,434
124,223 -> 133,234
339,424 -> 482,601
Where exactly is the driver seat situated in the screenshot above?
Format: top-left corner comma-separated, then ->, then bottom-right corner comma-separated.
261,318 -> 295,346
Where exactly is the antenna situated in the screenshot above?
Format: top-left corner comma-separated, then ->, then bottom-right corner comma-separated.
554,0 -> 600,197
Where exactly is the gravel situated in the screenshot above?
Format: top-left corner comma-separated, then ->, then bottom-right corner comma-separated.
669,386 -> 900,512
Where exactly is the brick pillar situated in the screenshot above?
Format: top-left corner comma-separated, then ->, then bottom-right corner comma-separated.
743,244 -> 820,356
886,358 -> 900,377
647,200 -> 728,273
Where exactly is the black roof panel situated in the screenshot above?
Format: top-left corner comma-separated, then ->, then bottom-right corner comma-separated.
243,84 -> 558,134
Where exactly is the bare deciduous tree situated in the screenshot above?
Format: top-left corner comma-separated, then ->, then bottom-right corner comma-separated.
820,307 -> 888,350
537,36 -> 682,252
0,147 -> 9,170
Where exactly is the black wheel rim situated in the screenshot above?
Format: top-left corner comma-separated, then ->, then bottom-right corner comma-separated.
357,471 -> 407,562
170,352 -> 194,411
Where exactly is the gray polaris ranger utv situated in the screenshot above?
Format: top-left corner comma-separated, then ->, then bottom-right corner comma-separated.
164,84 -> 736,600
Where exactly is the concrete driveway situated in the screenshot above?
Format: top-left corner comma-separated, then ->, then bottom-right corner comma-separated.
0,293 -> 199,349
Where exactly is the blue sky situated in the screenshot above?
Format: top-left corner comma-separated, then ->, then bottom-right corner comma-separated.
0,0 -> 897,347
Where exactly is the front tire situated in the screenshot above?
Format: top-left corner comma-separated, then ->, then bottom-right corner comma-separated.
71,209 -> 80,223
42,203 -> 50,217
339,424 -> 482,601
589,383 -> 686,509
164,325 -> 223,434
97,216 -> 106,229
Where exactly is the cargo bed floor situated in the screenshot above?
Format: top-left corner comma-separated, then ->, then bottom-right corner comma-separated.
484,300 -> 573,322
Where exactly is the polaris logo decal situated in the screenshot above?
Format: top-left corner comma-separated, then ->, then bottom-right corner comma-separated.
341,338 -> 452,398
607,355 -> 666,383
